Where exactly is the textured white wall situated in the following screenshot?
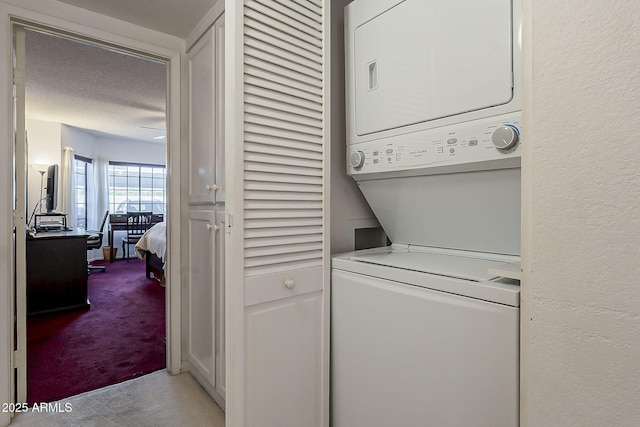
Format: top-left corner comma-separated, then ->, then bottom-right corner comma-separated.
522,2 -> 640,425
26,119 -> 62,217
62,125 -> 97,158
93,136 -> 166,165
330,0 -> 375,254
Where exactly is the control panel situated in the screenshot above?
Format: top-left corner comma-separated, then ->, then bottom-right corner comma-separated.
348,113 -> 521,177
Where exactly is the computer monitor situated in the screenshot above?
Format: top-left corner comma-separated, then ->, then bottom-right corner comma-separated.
45,164 -> 58,213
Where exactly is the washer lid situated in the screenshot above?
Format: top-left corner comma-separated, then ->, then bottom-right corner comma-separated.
332,247 -> 521,307
349,251 -> 500,282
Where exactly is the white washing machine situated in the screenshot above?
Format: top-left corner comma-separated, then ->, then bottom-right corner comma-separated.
333,0 -> 523,425
332,245 -> 520,427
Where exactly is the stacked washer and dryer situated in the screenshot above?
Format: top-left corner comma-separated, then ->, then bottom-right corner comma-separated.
332,0 -> 522,426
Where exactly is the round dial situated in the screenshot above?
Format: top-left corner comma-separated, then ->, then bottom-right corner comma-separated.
491,125 -> 519,150
350,150 -> 366,169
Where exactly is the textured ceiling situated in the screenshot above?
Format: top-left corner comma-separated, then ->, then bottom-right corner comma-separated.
56,0 -> 218,39
25,29 -> 167,143
25,0 -> 219,143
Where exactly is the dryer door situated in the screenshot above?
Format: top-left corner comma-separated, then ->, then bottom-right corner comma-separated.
353,0 -> 514,136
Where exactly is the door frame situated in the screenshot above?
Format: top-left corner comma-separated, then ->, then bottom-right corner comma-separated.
0,2 -> 183,421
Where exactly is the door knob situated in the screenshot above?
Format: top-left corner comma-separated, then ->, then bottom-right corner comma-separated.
283,278 -> 296,289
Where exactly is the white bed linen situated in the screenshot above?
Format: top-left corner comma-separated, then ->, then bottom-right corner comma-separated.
135,221 -> 166,261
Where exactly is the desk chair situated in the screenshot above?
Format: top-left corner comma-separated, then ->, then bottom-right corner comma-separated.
122,211 -> 152,262
87,210 -> 109,273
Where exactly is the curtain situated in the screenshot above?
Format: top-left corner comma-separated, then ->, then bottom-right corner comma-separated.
60,146 -> 77,227
92,156 -> 109,237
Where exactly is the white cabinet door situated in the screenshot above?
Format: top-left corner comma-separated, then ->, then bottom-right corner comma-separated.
225,1 -> 330,426
186,210 -> 217,383
184,11 -> 225,405
215,209 -> 226,400
245,291 -> 323,427
214,18 -> 225,204
187,24 -> 221,204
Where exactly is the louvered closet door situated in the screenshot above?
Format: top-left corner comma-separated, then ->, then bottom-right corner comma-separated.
225,1 -> 329,426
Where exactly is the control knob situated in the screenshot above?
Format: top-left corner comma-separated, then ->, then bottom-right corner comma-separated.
491,125 -> 519,150
350,150 -> 366,170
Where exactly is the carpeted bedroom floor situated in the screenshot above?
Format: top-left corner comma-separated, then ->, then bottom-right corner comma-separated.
27,258 -> 166,404
11,370 -> 225,427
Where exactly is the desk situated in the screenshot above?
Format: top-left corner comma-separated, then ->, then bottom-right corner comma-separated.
26,229 -> 90,316
107,213 -> 163,262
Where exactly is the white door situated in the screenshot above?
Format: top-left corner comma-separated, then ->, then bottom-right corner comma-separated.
186,210 -> 217,384
12,23 -> 28,409
225,1 -> 330,426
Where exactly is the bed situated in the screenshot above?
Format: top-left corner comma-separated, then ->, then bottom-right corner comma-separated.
135,221 -> 166,285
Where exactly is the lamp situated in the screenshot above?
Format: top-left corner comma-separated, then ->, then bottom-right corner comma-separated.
31,164 -> 49,213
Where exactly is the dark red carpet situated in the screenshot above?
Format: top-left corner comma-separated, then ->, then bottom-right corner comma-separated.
27,258 -> 166,404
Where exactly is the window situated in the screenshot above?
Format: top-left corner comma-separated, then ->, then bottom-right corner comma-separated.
74,155 -> 91,229
108,162 -> 166,215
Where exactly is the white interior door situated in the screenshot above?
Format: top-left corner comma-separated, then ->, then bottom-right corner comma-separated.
12,23 -> 27,409
225,1 -> 330,425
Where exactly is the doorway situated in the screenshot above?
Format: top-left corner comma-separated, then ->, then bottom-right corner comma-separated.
11,21 -> 180,405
